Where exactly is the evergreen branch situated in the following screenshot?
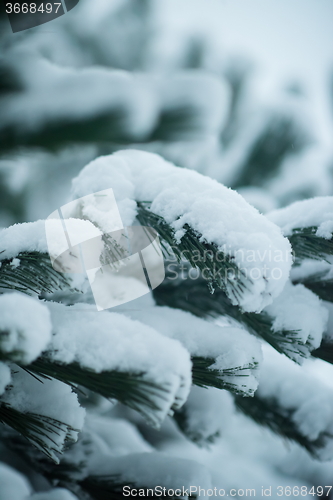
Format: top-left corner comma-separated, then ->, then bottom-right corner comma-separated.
0,59 -> 23,95
192,356 -> 258,396
0,429 -> 87,489
26,357 -> 174,426
137,202 -> 252,304
1,99 -> 213,154
0,402 -> 79,463
153,275 -> 312,364
0,109 -> 131,153
0,251 -> 71,295
312,340 -> 333,365
288,226 -> 333,263
234,394 -> 332,459
149,105 -> 206,141
231,115 -> 307,189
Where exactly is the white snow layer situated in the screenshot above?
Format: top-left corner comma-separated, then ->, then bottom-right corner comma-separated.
87,452 -> 212,494
264,282 -> 328,359
46,302 -> 192,426
0,218 -> 101,262
0,362 -> 11,395
179,386 -> 234,445
0,293 -> 52,364
259,346 -> 333,461
29,489 -> 78,500
267,197 -> 333,238
290,258 -> 333,284
0,462 -> 31,500
71,150 -> 292,312
84,414 -> 153,456
0,220 -> 48,260
1,367 -> 85,463
128,306 -> 262,395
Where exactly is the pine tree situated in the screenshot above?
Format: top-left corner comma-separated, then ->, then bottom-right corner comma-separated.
1,1 -> 333,499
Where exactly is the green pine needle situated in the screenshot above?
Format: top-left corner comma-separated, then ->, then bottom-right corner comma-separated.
0,402 -> 79,463
289,226 -> 333,263
0,252 -> 71,295
154,275 -> 312,364
137,202 -> 252,307
192,356 -> 258,396
26,357 -> 174,426
231,115 -> 307,189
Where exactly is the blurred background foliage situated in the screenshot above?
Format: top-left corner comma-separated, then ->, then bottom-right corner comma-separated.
1,0 -> 333,227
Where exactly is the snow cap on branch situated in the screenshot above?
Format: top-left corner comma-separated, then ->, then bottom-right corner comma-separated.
264,281 -> 328,363
72,150 -> 292,312
0,293 -> 52,364
46,302 -> 192,426
267,197 -> 333,239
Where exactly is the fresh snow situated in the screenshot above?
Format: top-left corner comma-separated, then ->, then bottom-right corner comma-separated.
264,281 -> 328,361
0,218 -> 102,265
84,414 -> 153,456
128,305 -> 262,395
29,489 -> 79,500
267,197 -> 333,238
291,257 -> 333,284
46,302 -> 192,426
0,463 -> 31,500
87,451 -> 212,494
0,220 -> 48,261
259,346 -> 333,461
178,386 -> 234,445
0,362 -> 11,396
72,150 -> 292,312
0,293 -> 52,364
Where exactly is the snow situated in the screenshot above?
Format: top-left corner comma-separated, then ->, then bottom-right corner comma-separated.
267,196 -> 333,238
0,362 -> 11,395
45,215 -> 103,274
84,414 -> 153,456
0,463 -> 31,500
1,367 -> 85,463
264,281 -> 328,360
128,305 -> 262,395
291,257 -> 333,284
0,293 -> 52,364
0,220 -> 48,261
29,489 -> 78,500
177,386 -> 234,445
258,346 -> 333,460
72,150 -> 292,312
46,302 -> 192,426
0,217 -> 104,277
87,452 -> 212,495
